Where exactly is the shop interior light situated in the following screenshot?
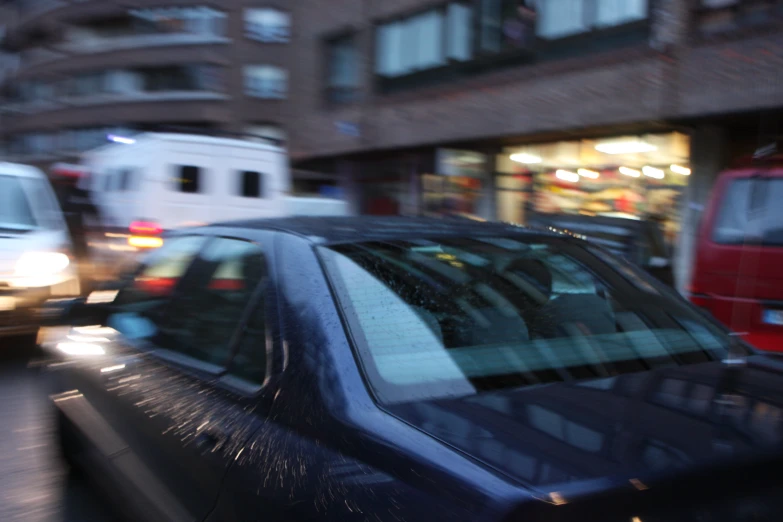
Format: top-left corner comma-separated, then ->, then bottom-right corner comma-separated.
577,168 -> 600,179
642,166 -> 665,179
510,153 -> 542,164
555,170 -> 580,183
595,141 -> 657,155
670,164 -> 691,175
619,166 -> 641,177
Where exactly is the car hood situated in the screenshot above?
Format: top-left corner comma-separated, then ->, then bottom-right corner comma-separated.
387,355 -> 783,494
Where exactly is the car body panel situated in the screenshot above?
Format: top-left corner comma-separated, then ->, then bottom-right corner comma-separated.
42,217 -> 783,522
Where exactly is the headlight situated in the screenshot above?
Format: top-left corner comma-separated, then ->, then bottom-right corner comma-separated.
15,251 -> 71,278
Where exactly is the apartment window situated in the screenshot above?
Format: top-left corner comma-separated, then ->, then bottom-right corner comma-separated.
130,7 -> 227,36
240,170 -> 264,198
69,72 -> 107,96
245,8 -> 290,43
535,0 -> 647,39
177,165 -> 201,193
478,0 -> 537,51
376,9 -> 445,77
139,65 -> 223,92
105,70 -> 142,94
376,3 -> 474,78
244,65 -> 287,99
327,34 -> 360,104
595,0 -> 648,28
447,3 -> 474,61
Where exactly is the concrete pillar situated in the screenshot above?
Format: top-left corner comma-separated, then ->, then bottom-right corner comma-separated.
478,147 -> 501,221
675,125 -> 727,294
337,159 -> 361,215
407,155 -> 421,217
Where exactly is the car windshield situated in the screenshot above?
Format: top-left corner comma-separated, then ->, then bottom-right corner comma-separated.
0,175 -> 42,231
319,236 -> 746,404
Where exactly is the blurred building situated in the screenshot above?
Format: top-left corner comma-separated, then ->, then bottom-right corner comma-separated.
287,0 -> 783,291
2,1 -> 783,292
0,0 -> 290,164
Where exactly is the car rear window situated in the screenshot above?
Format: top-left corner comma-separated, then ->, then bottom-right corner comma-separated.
713,178 -> 783,246
319,236 -> 743,404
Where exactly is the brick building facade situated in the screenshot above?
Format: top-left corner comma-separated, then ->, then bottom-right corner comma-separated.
287,0 -> 783,290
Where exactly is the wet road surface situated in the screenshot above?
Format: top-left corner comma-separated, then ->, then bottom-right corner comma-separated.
0,337 -> 113,522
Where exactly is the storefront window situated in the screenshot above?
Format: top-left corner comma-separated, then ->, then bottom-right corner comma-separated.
496,173 -> 530,224
500,132 -> 690,246
358,158 -> 415,216
422,149 -> 487,219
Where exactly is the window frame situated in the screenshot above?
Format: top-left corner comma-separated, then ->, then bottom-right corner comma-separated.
110,228 -> 282,397
373,0 -> 651,93
239,169 -> 265,198
324,31 -> 362,105
244,64 -> 288,99
317,235 -> 741,405
243,7 -> 292,44
176,164 -> 202,193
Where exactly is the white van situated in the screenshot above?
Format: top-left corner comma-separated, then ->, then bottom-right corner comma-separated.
83,132 -> 294,230
79,132 -> 347,278
83,132 -> 348,227
0,163 -> 81,338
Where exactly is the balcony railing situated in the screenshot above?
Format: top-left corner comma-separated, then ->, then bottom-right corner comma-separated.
0,91 -> 229,116
14,33 -> 231,72
56,33 -> 231,55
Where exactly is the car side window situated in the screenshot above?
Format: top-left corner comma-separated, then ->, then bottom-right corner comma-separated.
226,293 -> 268,386
110,235 -> 208,339
159,237 -> 267,367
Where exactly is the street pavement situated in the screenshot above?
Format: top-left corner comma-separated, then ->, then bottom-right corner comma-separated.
0,337 -> 113,522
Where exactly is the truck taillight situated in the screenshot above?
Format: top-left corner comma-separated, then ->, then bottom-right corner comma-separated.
129,221 -> 162,236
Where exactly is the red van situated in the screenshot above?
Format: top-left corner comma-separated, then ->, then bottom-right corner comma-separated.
690,164 -> 783,351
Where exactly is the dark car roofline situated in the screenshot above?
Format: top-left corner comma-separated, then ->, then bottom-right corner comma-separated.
206,216 -> 561,244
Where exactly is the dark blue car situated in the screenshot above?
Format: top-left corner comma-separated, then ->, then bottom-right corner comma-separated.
43,217 -> 782,522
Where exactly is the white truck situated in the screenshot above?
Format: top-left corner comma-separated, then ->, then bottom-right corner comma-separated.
76,132 -> 347,279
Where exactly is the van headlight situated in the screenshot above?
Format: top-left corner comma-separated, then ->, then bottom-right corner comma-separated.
15,252 -> 71,278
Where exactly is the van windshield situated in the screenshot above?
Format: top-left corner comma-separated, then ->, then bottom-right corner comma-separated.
0,175 -> 40,231
713,178 -> 783,246
320,237 -> 744,404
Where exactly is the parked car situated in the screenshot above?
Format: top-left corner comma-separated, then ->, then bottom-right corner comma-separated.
689,165 -> 783,351
526,213 -> 674,286
43,217 -> 783,522
0,162 -> 81,340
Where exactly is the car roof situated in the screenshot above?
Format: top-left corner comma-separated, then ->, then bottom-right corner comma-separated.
208,216 -> 556,244
0,162 -> 48,179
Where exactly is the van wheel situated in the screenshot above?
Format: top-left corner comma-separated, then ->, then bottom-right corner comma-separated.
56,410 -> 83,477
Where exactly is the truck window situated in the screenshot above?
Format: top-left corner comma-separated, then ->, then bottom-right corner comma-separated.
713,178 -> 783,246
240,170 -> 264,198
177,166 -> 201,194
120,169 -> 136,191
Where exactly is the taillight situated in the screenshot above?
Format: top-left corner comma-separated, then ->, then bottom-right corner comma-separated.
128,220 -> 163,249
129,221 -> 162,236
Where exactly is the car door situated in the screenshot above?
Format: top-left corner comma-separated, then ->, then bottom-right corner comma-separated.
96,231 -> 278,522
55,233 -> 211,521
